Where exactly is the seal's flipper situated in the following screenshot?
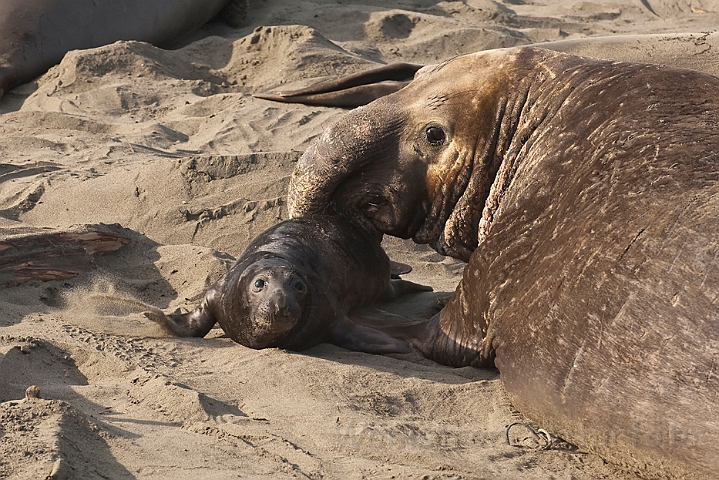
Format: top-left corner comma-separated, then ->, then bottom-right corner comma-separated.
255,82 -> 410,108
330,316 -> 413,354
265,63 -> 422,96
143,290 -> 219,338
378,278 -> 433,301
389,260 -> 412,278
254,62 -> 423,108
143,307 -> 216,338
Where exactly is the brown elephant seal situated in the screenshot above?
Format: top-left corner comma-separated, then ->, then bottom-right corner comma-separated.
146,215 -> 430,353
288,46 -> 719,478
0,0 -> 247,99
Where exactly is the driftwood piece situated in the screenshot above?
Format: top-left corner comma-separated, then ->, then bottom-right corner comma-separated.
0,224 -> 130,287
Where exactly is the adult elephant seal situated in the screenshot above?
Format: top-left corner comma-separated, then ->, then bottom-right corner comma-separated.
145,215 -> 429,353
288,46 -> 719,479
0,0 -> 248,99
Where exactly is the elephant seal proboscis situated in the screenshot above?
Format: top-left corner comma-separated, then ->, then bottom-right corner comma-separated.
0,0 -> 248,99
146,215 -> 430,353
288,46 -> 719,478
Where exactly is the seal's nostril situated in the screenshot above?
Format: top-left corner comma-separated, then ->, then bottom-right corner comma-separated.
272,298 -> 285,314
362,202 -> 379,213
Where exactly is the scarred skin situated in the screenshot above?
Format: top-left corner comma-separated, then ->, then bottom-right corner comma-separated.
0,0 -> 246,98
146,215 -> 430,354
288,47 -> 719,478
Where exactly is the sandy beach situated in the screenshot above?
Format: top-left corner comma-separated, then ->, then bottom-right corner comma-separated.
2,1 -> 719,478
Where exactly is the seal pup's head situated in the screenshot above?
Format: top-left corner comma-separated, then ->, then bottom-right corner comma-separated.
218,258 -> 311,349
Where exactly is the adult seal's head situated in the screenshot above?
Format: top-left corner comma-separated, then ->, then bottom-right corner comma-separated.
288,46 -> 719,479
289,48 -> 538,261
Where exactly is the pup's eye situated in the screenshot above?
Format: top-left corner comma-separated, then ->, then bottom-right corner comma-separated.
425,126 -> 446,146
253,279 -> 266,290
294,281 -> 306,293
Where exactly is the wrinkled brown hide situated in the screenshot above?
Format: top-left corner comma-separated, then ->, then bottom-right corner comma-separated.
289,47 -> 719,478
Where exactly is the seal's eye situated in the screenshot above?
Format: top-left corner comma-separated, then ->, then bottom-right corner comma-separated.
294,281 -> 306,293
425,126 -> 445,146
253,279 -> 266,290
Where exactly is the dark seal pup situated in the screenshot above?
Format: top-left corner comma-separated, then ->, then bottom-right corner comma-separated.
0,0 -> 247,99
288,47 -> 719,479
147,215 -> 430,353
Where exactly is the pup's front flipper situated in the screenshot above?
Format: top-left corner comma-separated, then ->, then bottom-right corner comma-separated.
143,289 -> 219,338
330,316 -> 413,354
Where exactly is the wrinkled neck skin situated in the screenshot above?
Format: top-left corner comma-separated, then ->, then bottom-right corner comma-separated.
411,77 -> 525,262
416,51 -> 607,365
413,49 -> 582,262
418,50 -> 639,365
